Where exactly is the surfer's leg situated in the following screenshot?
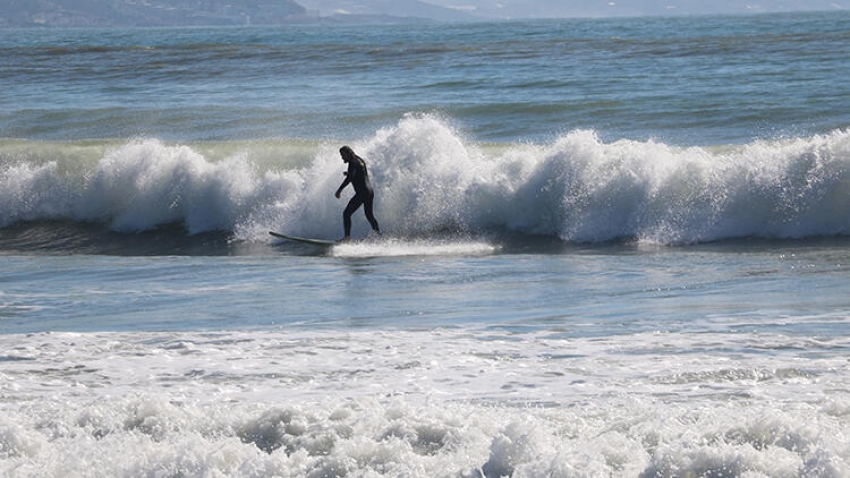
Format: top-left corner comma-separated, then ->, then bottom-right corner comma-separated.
343,196 -> 364,238
363,192 -> 380,234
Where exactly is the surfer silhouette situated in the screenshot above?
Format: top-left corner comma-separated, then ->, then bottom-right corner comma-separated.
335,145 -> 381,242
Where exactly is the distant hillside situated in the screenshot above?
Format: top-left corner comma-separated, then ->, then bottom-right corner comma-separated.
298,0 -> 476,22
0,0 -> 311,28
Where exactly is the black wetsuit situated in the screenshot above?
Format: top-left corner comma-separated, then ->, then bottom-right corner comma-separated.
342,156 -> 380,237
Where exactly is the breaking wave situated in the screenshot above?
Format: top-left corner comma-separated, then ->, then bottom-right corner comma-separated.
2,114 -> 850,250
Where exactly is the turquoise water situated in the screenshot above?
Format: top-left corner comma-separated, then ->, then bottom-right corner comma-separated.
1,12 -> 849,477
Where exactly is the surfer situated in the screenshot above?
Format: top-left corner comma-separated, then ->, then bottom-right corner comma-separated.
335,145 -> 381,241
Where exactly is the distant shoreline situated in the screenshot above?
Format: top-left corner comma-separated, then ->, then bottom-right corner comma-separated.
0,0 -> 306,29
0,0 -> 473,28
2,0 -> 844,28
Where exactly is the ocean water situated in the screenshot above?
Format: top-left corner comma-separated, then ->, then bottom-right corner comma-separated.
2,11 -> 850,477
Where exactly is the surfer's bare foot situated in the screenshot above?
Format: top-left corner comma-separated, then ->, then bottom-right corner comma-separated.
337,236 -> 351,243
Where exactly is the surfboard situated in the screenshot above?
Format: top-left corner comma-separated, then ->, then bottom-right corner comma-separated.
269,231 -> 337,247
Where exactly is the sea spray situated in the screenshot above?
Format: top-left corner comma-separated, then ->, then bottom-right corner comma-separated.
362,119 -> 850,244
77,140 -> 298,234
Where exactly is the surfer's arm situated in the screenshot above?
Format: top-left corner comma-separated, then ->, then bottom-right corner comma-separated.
335,173 -> 351,198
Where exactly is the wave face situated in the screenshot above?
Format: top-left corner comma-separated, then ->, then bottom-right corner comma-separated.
3,115 -> 850,247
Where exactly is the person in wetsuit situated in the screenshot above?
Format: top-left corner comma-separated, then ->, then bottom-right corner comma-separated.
335,145 -> 381,241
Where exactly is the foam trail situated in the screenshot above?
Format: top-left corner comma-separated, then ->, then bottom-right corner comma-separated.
331,237 -> 497,258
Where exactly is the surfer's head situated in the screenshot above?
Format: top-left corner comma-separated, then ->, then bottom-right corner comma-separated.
339,145 -> 354,163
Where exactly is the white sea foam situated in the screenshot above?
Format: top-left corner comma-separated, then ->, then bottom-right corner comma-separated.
3,116 -> 850,246
0,329 -> 847,477
331,237 -> 497,258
